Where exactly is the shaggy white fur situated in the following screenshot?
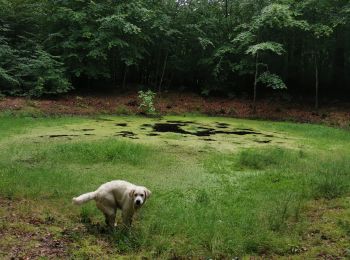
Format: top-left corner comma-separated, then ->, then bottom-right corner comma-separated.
73,180 -> 151,227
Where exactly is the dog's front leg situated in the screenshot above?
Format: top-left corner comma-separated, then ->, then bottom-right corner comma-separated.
122,209 -> 133,227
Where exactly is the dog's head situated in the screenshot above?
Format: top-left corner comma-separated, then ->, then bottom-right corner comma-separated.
129,186 -> 151,209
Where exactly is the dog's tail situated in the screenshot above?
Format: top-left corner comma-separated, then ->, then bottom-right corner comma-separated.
72,191 -> 96,205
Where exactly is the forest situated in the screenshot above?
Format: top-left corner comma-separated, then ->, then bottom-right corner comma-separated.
0,0 -> 349,106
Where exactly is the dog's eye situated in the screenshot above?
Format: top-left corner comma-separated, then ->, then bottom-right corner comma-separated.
140,194 -> 144,197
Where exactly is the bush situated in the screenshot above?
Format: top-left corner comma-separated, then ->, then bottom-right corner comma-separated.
17,50 -> 72,97
138,90 -> 156,115
0,37 -> 71,97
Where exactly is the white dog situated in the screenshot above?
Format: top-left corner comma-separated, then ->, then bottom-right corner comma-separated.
72,180 -> 151,227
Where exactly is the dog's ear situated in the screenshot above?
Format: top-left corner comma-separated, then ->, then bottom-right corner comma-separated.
144,188 -> 151,199
129,189 -> 135,198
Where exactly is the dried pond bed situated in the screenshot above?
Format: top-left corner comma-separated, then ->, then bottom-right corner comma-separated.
29,116 -> 293,152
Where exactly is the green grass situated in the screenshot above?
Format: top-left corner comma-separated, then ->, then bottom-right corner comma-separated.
0,114 -> 349,259
44,140 -> 151,165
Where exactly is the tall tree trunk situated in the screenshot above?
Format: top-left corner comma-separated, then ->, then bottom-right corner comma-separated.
122,65 -> 128,90
315,54 -> 319,110
225,0 -> 228,18
158,53 -> 168,96
168,72 -> 174,89
332,28 -> 345,89
87,78 -> 91,90
154,52 -> 161,90
253,52 -> 259,113
111,48 -> 118,87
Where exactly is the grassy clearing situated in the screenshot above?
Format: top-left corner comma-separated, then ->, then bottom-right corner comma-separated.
0,114 -> 349,259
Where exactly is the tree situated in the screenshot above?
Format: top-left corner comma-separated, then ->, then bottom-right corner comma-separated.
0,0 -> 71,96
0,0 -> 349,99
231,3 -> 306,110
295,0 -> 348,109
246,42 -> 286,111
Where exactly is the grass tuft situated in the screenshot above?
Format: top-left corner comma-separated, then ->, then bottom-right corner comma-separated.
237,147 -> 299,170
44,139 -> 152,165
311,159 -> 350,199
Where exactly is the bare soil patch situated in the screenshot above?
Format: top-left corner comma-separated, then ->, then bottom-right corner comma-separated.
0,198 -> 71,259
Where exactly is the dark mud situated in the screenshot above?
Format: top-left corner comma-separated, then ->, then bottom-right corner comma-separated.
146,133 -> 160,136
216,122 -> 230,129
116,131 -> 135,137
38,120 -> 278,145
152,123 -> 263,138
255,140 -> 271,143
119,121 -> 278,142
39,134 -> 79,138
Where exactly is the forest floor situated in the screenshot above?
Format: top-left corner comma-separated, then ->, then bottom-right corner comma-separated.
0,92 -> 349,128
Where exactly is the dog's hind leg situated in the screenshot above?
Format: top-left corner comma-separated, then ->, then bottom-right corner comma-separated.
96,202 -> 116,228
104,212 -> 116,227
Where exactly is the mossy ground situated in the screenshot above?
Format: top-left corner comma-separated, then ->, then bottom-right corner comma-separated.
0,114 -> 349,259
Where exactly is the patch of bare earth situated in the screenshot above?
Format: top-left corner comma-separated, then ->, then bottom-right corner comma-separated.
280,198 -> 350,259
0,92 -> 349,127
0,198 -> 70,259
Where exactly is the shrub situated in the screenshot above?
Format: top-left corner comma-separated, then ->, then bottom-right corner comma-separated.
138,90 -> 156,115
115,105 -> 131,115
0,37 -> 72,97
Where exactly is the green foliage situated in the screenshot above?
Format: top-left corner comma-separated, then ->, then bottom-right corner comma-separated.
0,1 -> 71,97
257,72 -> 287,89
0,38 -> 20,88
255,4 -> 308,30
311,24 -> 333,38
0,67 -> 19,88
246,42 -> 285,56
17,50 -> 72,97
138,90 -> 156,115
0,42 -> 71,96
0,0 -> 349,97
